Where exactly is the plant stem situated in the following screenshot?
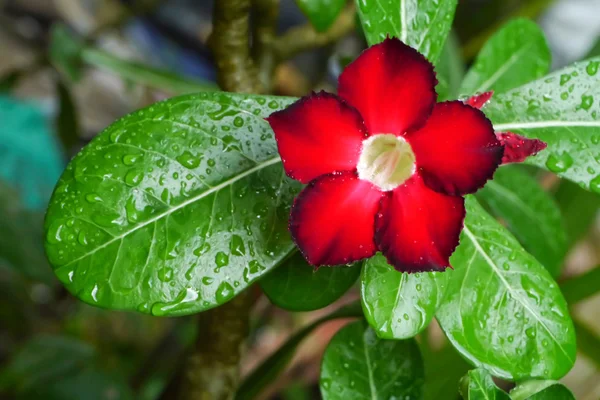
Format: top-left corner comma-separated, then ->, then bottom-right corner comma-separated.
209,0 -> 262,93
251,0 -> 280,92
272,4 -> 356,61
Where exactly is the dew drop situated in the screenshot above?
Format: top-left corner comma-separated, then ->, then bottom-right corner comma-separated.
215,281 -> 235,303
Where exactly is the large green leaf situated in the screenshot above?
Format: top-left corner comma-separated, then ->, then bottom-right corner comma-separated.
553,180 -> 600,247
44,92 -> 300,316
511,381 -> 575,400
296,0 -> 346,32
460,19 -> 550,95
260,252 -> 361,311
437,196 -> 576,380
486,57 -> 600,192
459,368 -> 510,400
436,31 -> 464,102
361,253 -> 447,339
477,166 -> 567,277
236,301 -> 363,400
355,0 -> 458,63
320,320 -> 424,400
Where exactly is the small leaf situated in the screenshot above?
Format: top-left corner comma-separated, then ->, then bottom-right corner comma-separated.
320,320 -> 424,400
236,301 -> 363,400
486,57 -> 600,192
361,253 -> 447,339
436,31 -> 464,102
460,19 -> 550,95
296,0 -> 346,32
44,92 -> 299,316
49,24 -> 85,82
476,165 -> 567,277
56,80 -> 80,153
511,380 -> 575,400
355,0 -> 458,63
81,49 -> 218,94
260,252 -> 361,311
437,196 -> 576,380
459,368 -> 510,400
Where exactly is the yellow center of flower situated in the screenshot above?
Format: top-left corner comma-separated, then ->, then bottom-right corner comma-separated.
357,134 -> 416,191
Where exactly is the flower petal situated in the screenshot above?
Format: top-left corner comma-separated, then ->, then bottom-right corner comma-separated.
407,101 -> 504,195
375,175 -> 465,273
266,92 -> 368,183
338,38 -> 437,136
465,91 -> 494,109
290,171 -> 383,266
496,131 -> 547,164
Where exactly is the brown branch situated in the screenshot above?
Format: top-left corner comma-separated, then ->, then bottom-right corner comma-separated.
251,0 -> 279,92
273,4 -> 356,61
208,0 -> 262,93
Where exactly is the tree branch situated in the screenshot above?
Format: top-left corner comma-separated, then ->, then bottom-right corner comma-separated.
209,0 -> 262,93
273,4 -> 356,61
251,0 -> 279,92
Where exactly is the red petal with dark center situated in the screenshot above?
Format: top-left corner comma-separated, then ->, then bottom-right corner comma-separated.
338,38 -> 437,136
289,171 -> 383,266
465,91 -> 494,109
375,175 -> 465,273
496,131 -> 548,164
407,101 -> 504,195
266,91 -> 368,183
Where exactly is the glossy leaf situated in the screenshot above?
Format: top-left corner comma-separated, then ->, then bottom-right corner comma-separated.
296,0 -> 346,32
260,252 -> 361,311
460,19 -> 550,95
361,253 -> 447,339
0,182 -> 52,283
44,92 -> 300,316
0,95 -> 64,210
320,320 -> 424,400
355,0 -> 458,63
486,57 -> 600,192
437,196 -> 576,380
511,380 -> 575,400
477,165 -> 567,277
436,31 -> 464,102
236,301 -> 363,400
81,49 -> 217,94
459,368 -> 510,400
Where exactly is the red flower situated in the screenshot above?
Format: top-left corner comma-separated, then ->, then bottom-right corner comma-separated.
267,38 -> 516,273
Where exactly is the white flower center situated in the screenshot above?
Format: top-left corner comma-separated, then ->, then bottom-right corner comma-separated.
357,134 -> 416,191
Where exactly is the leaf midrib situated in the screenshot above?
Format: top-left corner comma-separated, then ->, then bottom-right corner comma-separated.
462,226 -> 573,365
58,156 -> 282,269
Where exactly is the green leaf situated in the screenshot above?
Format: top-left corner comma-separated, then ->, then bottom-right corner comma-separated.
460,19 -> 550,95
572,319 -> 600,370
0,70 -> 21,93
320,320 -> 424,400
459,368 -> 510,400
476,165 -> 567,277
361,253 -> 447,339
296,0 -> 346,32
436,31 -> 464,102
422,343 -> 472,400
260,252 -> 361,311
56,80 -> 80,153
49,24 -> 84,82
81,49 -> 217,94
486,57 -> 600,192
44,92 -> 300,316
0,181 -> 53,283
511,380 -> 575,400
560,266 -> 600,305
436,196 -> 576,380
355,0 -> 458,63
553,180 -> 600,247
236,301 -> 363,400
